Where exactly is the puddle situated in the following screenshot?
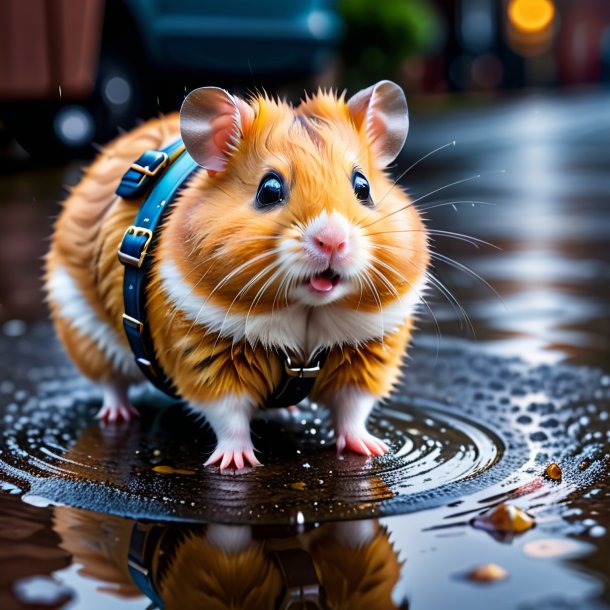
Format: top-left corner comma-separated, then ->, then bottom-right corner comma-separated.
1,323 -> 607,526
0,326 -> 608,609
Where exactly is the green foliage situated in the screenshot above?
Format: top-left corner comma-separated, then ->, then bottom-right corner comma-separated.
339,0 -> 441,88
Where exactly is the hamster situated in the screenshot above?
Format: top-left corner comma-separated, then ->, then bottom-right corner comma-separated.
45,80 -> 430,471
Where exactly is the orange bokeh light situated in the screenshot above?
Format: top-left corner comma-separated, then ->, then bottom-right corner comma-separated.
508,0 -> 555,33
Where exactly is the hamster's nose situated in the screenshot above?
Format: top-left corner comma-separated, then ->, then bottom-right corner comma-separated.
313,225 -> 348,257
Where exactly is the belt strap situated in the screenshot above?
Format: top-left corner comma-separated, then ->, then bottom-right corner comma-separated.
128,523 -> 166,609
117,141 -> 199,397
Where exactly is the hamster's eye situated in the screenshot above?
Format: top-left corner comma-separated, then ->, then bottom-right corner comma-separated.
255,172 -> 285,210
352,171 -> 373,207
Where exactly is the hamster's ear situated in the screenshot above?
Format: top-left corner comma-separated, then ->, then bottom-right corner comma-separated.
347,80 -> 409,167
180,87 -> 254,172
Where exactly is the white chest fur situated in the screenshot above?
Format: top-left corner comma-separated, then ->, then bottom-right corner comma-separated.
159,259 -> 424,357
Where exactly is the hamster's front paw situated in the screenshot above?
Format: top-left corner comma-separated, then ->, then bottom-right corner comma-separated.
95,402 -> 140,423
336,429 -> 389,457
96,380 -> 139,423
204,440 -> 261,471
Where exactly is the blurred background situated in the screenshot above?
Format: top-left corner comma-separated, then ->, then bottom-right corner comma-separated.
1,0 -> 609,158
0,0 -> 609,367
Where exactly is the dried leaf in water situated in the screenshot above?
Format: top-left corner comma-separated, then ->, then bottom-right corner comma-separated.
545,463 -> 562,481
467,563 -> 508,582
473,503 -> 536,533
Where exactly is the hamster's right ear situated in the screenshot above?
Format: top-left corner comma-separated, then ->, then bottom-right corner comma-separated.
180,87 -> 254,172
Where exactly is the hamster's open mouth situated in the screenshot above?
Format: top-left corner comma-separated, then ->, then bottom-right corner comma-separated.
307,268 -> 341,294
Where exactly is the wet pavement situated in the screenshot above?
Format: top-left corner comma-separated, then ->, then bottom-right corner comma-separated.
1,89 -> 610,609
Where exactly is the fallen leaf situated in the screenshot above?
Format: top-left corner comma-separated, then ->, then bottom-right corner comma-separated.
473,503 -> 536,533
152,465 -> 195,476
544,463 -> 562,481
467,563 -> 508,582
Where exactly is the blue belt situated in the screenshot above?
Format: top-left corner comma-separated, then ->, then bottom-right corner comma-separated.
116,140 -> 326,407
117,140 -> 197,397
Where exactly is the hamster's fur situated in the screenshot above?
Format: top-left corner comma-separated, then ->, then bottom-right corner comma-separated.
45,81 -> 429,470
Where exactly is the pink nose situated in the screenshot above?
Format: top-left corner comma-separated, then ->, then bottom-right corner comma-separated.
313,225 -> 348,256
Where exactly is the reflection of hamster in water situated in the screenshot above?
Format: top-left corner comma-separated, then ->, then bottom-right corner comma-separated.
52,507 -> 404,610
45,80 -> 429,470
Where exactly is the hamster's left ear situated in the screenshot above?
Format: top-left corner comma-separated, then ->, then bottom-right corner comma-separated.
347,80 -> 409,167
180,87 -> 254,172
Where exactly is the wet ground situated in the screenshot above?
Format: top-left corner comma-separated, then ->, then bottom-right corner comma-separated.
0,88 -> 609,609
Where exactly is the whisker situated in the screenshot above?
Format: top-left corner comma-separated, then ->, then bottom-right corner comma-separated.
377,140 -> 457,206
362,174 -> 483,230
401,140 -> 457,178
364,227 -> 499,251
367,242 -> 479,338
428,229 -> 500,250
361,267 -> 385,344
424,269 -> 476,337
355,275 -> 364,311
368,255 -> 443,346
369,242 -> 403,253
272,269 -> 292,315
244,265 -> 286,340
367,266 -> 402,303
185,248 -> 280,338
215,259 -> 282,341
211,259 -> 282,352
416,199 -> 495,213
431,251 -> 505,306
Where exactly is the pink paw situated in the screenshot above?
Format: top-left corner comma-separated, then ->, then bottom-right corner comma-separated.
336,430 -> 389,457
95,403 -> 140,423
204,442 -> 261,471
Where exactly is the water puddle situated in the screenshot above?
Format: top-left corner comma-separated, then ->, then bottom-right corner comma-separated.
0,324 -> 607,527
0,324 -> 608,609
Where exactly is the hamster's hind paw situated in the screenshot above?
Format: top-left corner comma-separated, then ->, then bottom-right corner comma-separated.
95,403 -> 140,423
336,430 -> 389,457
204,442 -> 261,471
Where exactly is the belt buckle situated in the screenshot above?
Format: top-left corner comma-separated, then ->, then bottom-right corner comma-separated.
284,354 -> 322,379
118,226 -> 153,268
130,150 -> 169,181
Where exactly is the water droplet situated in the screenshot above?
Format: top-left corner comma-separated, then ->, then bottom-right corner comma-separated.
2,319 -> 26,337
589,525 -> 606,538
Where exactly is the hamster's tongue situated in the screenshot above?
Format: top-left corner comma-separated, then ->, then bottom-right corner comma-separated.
308,270 -> 339,293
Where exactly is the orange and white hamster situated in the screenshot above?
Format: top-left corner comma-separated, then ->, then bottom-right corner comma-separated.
45,80 -> 430,470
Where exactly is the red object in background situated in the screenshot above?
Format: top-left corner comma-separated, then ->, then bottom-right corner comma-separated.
556,0 -> 610,85
0,0 -> 105,100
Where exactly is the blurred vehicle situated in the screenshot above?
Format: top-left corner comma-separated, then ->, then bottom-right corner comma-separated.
0,0 -> 341,159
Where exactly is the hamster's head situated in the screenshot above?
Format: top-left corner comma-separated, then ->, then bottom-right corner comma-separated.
177,82 -> 429,321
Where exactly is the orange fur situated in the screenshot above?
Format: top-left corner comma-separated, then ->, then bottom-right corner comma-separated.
160,533 -> 282,610
307,522 -> 402,610
46,115 -> 181,382
53,507 -> 141,598
45,86 -> 429,461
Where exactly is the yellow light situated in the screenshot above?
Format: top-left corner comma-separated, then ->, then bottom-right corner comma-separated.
508,0 -> 555,33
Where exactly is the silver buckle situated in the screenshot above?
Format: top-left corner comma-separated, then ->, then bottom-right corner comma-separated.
284,354 -> 322,379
